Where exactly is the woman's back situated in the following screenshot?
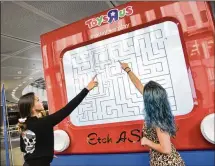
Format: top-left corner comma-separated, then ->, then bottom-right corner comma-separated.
20,117 -> 54,164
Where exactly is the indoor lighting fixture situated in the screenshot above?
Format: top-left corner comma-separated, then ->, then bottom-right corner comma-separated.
14,77 -> 21,80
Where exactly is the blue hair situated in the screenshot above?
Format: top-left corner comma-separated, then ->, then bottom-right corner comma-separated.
143,81 -> 176,137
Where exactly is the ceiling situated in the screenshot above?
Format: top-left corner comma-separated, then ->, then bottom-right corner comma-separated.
1,1 -> 128,103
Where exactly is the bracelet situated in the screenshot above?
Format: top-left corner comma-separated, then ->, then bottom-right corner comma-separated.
124,67 -> 130,71
127,70 -> 131,74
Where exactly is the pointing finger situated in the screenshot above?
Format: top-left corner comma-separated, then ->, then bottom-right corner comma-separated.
92,74 -> 97,81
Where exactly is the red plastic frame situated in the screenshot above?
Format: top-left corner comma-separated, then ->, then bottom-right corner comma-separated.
40,1 -> 214,154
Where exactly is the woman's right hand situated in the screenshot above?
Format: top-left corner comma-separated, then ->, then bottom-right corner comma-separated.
86,75 -> 98,91
119,61 -> 130,72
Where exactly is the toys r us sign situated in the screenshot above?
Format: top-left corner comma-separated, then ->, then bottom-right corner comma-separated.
85,6 -> 133,29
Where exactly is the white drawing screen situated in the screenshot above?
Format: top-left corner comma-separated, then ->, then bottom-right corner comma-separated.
63,21 -> 194,126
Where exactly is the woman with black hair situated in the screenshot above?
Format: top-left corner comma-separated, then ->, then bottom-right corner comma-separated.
17,75 -> 98,166
119,61 -> 185,166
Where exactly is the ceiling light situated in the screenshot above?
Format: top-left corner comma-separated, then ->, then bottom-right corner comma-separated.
17,71 -> 22,74
29,77 -> 33,80
12,96 -> 19,101
14,77 -> 21,80
12,90 -> 16,92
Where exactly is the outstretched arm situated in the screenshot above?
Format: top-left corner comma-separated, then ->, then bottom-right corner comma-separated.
119,61 -> 144,95
39,75 -> 98,126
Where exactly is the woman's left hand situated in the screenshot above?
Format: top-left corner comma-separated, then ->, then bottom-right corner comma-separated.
86,75 -> 98,91
141,137 -> 149,146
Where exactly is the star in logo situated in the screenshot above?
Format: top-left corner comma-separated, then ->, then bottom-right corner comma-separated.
110,12 -> 115,17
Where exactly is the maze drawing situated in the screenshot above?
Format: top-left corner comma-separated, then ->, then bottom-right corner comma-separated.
63,21 -> 194,126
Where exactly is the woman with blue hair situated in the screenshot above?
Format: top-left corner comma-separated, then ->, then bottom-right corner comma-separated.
119,61 -> 185,166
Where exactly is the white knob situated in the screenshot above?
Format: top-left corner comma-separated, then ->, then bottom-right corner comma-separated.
200,113 -> 215,144
54,130 -> 70,152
